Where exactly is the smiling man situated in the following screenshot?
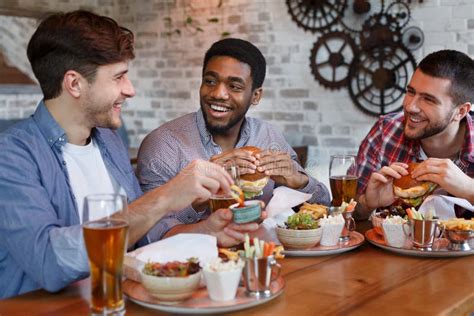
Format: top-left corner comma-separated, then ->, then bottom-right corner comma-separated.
355,50 -> 474,218
0,11 -> 234,298
137,38 -> 330,244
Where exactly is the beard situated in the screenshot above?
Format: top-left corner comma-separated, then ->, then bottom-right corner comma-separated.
403,110 -> 454,140
200,100 -> 251,135
83,95 -> 122,130
202,110 -> 243,135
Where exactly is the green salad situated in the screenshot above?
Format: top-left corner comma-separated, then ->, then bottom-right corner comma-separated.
286,212 -> 319,230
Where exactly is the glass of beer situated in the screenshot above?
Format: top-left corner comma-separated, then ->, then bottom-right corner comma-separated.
329,154 -> 358,207
209,163 -> 240,212
83,194 -> 129,315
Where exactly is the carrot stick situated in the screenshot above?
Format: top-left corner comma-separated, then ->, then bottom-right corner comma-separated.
263,242 -> 270,257
267,242 -> 275,257
406,208 -> 414,220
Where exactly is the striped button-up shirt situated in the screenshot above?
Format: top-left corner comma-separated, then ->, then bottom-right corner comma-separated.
356,112 -> 474,195
137,109 -> 330,241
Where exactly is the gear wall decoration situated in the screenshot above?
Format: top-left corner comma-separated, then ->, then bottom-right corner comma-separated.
348,44 -> 416,115
310,31 -> 358,90
286,0 -> 347,33
286,0 -> 424,116
340,0 -> 385,34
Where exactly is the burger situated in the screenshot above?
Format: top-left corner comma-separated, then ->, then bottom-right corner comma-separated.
239,146 -> 269,199
392,162 -> 437,208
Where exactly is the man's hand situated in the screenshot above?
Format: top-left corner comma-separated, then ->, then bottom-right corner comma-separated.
210,149 -> 257,175
165,201 -> 267,247
204,208 -> 265,247
159,160 -> 233,212
363,162 -> 409,210
255,150 -> 308,189
412,158 -> 474,203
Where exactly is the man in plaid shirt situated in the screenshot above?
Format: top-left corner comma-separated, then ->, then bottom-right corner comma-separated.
356,50 -> 474,218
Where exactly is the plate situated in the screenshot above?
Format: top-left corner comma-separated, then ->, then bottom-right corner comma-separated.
365,229 -> 474,258
282,231 -> 365,257
123,276 -> 284,314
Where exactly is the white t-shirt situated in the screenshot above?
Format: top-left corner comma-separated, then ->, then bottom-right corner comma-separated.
63,139 -> 124,222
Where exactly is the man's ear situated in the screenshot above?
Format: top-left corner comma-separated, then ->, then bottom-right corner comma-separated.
63,70 -> 83,98
251,87 -> 263,106
455,102 -> 471,121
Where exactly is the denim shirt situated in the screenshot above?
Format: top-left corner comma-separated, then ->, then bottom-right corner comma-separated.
0,101 -> 142,298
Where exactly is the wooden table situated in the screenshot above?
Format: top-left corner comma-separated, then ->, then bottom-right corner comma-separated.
1,222 -> 474,315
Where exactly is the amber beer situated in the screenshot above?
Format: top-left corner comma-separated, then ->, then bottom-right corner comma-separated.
209,195 -> 236,212
83,219 -> 129,314
330,175 -> 358,206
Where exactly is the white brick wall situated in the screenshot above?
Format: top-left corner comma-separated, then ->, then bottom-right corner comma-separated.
1,0 -> 474,188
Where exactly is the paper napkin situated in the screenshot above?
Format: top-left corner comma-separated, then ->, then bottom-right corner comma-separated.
419,195 -> 474,219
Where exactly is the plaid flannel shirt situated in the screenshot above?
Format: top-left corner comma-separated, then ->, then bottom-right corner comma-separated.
356,112 -> 474,195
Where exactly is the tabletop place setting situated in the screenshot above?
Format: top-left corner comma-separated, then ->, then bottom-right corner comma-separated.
76,157 -> 474,315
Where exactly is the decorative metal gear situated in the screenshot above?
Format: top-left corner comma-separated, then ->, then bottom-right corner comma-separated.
386,1 -> 411,29
286,0 -> 347,33
310,31 -> 358,90
360,13 -> 402,51
348,43 -> 416,116
340,0 -> 385,34
402,26 -> 424,51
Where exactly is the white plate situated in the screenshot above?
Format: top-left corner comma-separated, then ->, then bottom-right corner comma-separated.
124,276 -> 284,314
282,231 -> 365,257
365,229 -> 474,258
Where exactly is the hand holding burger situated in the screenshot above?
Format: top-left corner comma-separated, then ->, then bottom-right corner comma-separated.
238,146 -> 269,199
392,162 -> 437,208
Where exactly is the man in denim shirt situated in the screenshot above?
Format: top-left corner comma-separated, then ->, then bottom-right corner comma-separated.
0,11 -> 237,298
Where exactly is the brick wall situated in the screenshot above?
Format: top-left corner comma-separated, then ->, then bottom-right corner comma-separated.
1,0 -> 474,187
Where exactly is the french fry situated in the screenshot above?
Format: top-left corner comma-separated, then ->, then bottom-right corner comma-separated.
230,184 -> 244,207
440,218 -> 474,230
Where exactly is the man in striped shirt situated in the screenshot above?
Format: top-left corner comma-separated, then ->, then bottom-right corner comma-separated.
137,38 -> 330,246
356,50 -> 474,219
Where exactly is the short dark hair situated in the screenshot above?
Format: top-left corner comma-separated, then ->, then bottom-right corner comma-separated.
27,10 -> 135,100
203,38 -> 266,90
418,50 -> 474,105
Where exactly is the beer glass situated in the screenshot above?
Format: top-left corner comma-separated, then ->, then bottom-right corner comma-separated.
83,194 -> 129,315
209,163 -> 240,212
329,155 -> 358,207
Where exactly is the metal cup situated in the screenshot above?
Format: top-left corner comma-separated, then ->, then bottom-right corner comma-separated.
407,218 -> 443,249
340,211 -> 356,242
242,256 -> 281,298
330,207 -> 356,242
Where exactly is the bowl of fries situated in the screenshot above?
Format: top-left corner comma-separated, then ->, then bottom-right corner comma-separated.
440,218 -> 474,251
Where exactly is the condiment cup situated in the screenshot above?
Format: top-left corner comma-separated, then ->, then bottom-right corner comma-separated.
382,221 -> 408,248
320,223 -> 344,246
443,229 -> 474,251
229,200 -> 261,224
203,266 -> 243,301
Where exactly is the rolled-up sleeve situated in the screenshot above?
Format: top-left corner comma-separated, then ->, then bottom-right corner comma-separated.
136,129 -> 194,242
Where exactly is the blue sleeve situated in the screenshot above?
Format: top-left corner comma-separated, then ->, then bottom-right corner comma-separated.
0,138 -> 89,294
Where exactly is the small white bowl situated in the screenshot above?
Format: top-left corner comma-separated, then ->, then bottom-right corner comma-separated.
320,222 -> 345,246
140,270 -> 201,303
276,226 -> 322,249
203,267 -> 243,301
382,222 -> 408,248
